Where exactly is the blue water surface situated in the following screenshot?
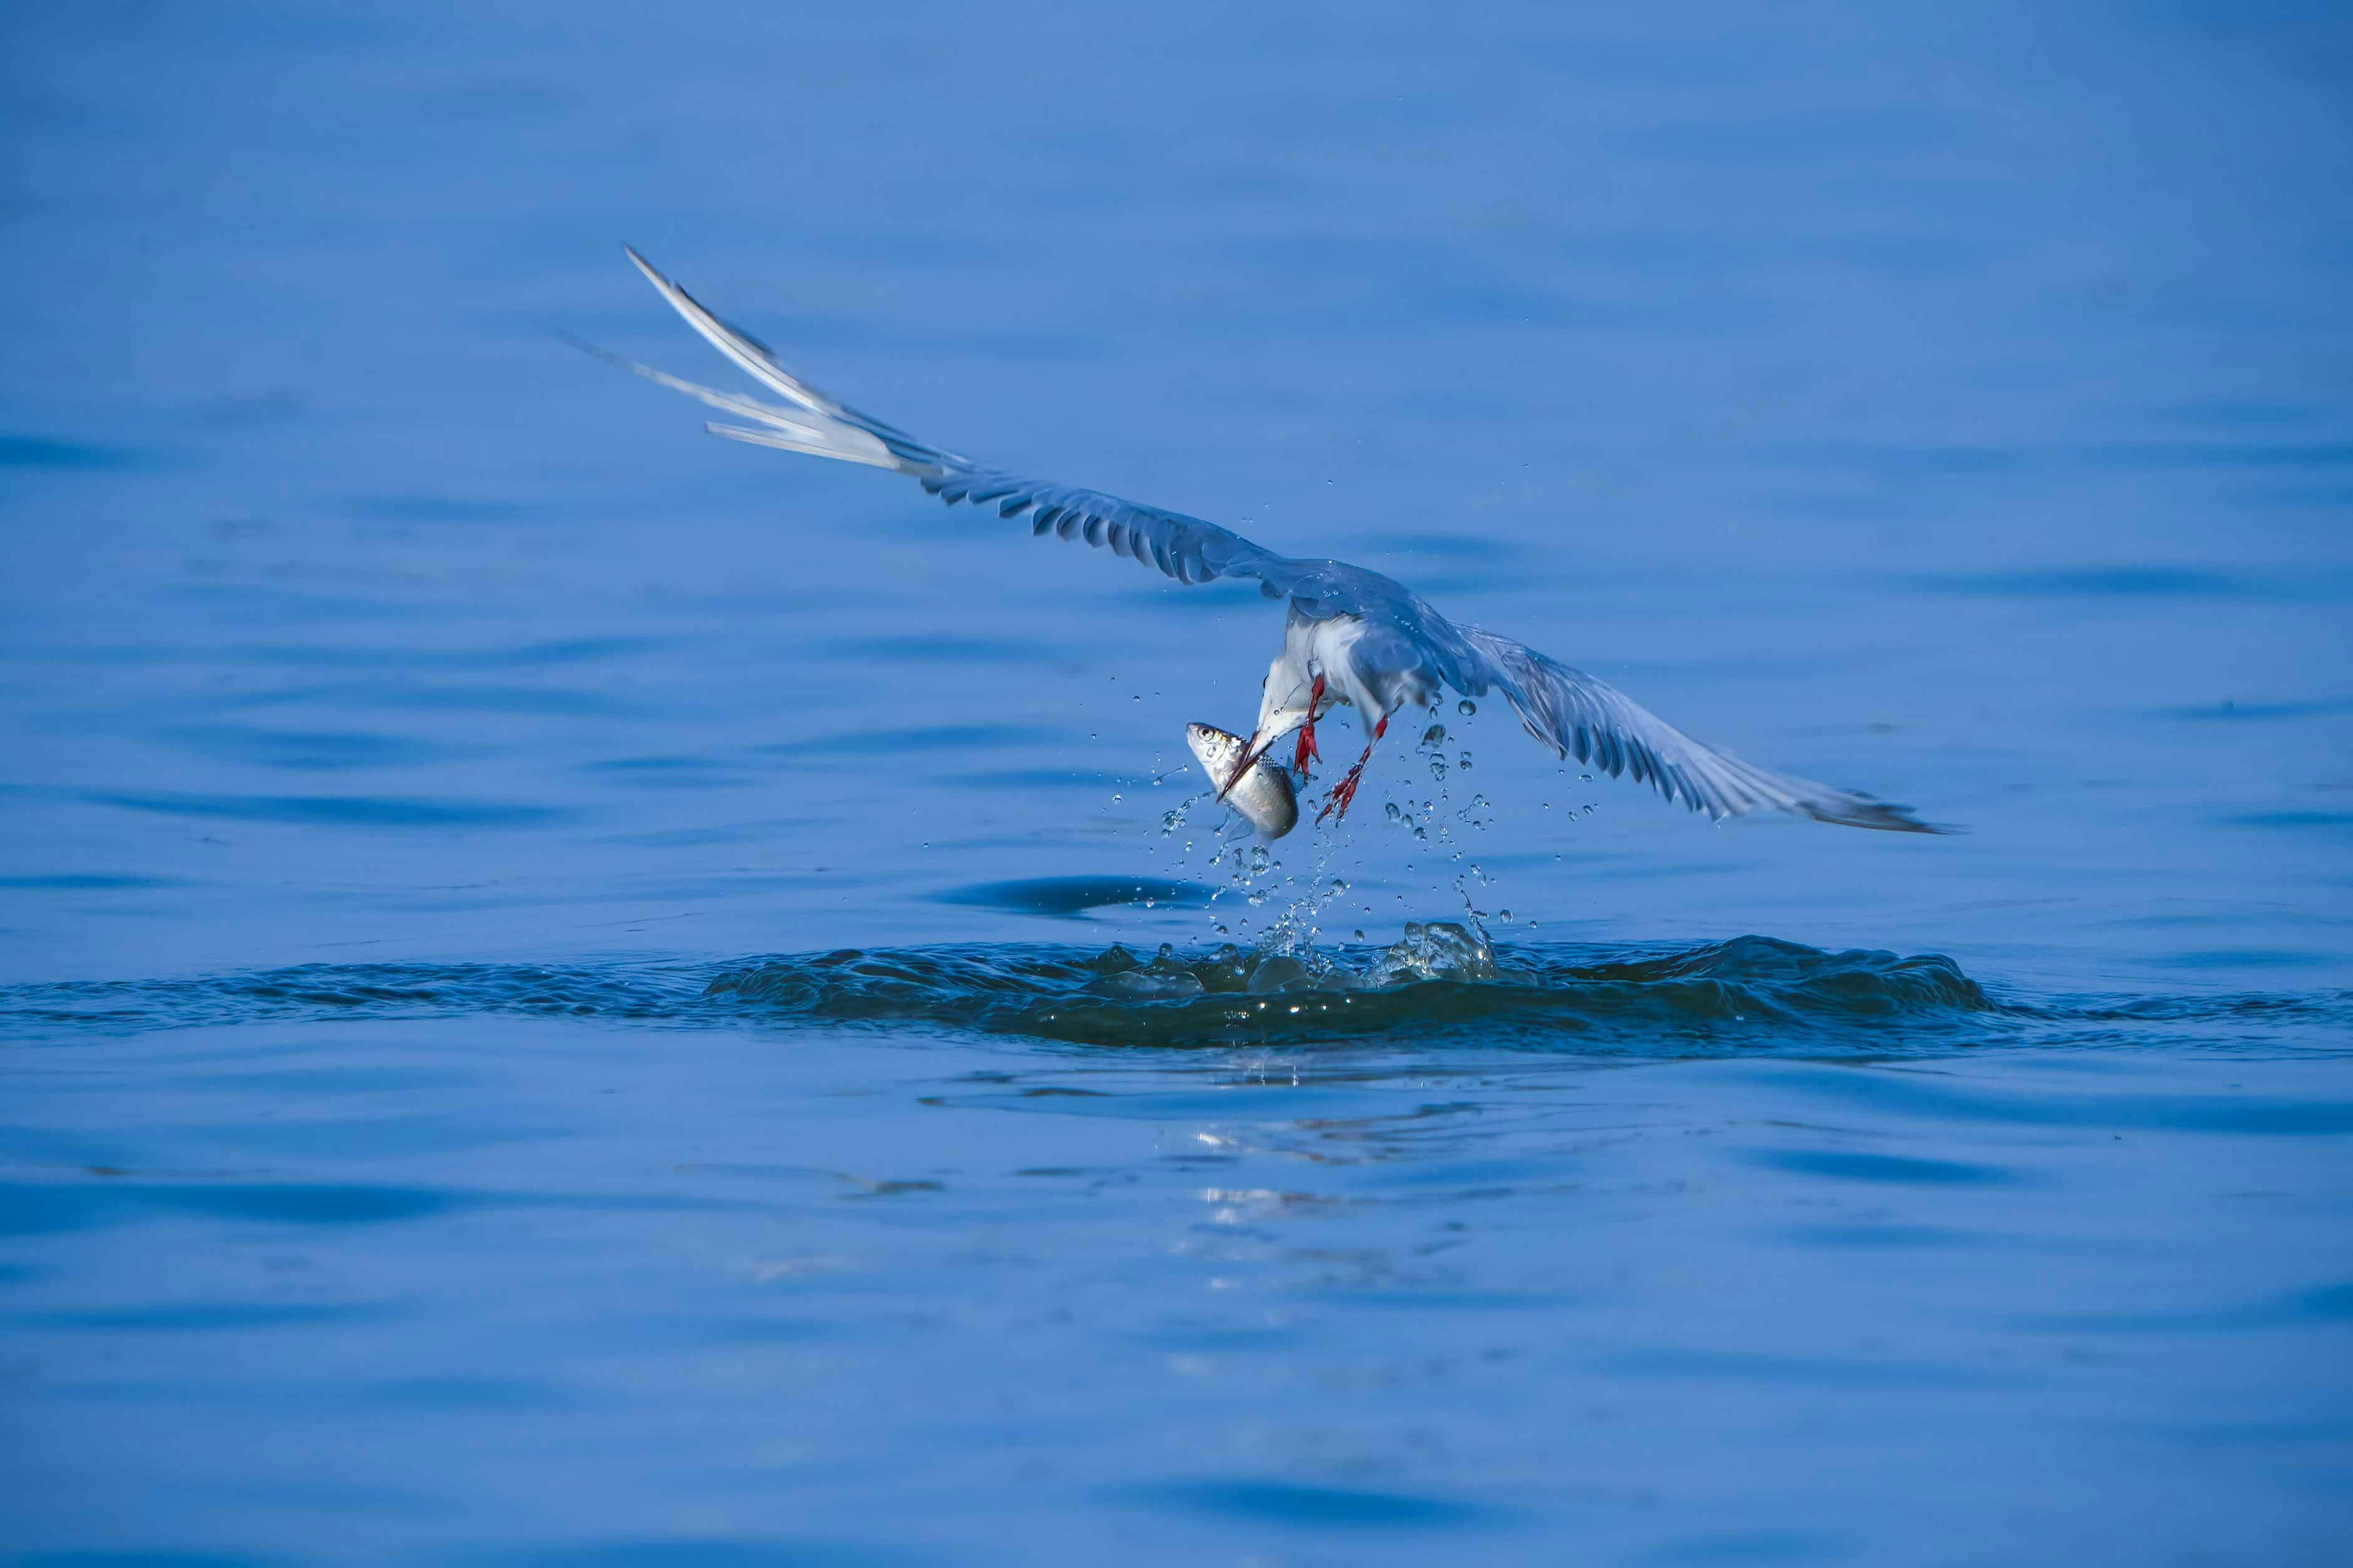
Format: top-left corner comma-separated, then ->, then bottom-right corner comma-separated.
2,2 -> 2350,1562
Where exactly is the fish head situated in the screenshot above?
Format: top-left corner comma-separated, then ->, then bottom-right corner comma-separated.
1185,722 -> 1241,772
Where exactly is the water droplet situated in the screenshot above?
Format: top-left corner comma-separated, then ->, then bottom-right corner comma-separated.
1421,724 -> 1447,749
1457,699 -> 1476,717
1158,943 -> 1174,959
1353,928 -> 1365,941
1384,802 -> 1402,822
1582,804 -> 1595,816
1579,772 -> 1593,784
1330,877 -> 1348,894
1457,752 -> 1472,771
1499,909 -> 1512,922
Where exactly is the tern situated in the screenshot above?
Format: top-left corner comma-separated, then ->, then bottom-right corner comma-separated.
594,249 -> 1939,836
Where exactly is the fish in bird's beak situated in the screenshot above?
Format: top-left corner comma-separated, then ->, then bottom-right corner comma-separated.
1186,723 -> 1296,840
1216,730 -> 1269,800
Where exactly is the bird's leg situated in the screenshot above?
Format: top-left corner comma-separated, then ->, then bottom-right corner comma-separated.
1291,674 -> 1325,775
1316,714 -> 1387,825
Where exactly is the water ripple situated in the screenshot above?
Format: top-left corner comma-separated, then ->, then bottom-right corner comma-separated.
4,930 -> 2337,1053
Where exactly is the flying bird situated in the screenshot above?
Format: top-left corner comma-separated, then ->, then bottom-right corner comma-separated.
592,249 -> 1939,837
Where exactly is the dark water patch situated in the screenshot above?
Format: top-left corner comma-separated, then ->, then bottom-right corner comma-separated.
760,723 -> 1032,759
362,1374 -> 582,1411
2004,1280 -> 2353,1335
9,1300 -> 393,1332
464,635 -> 677,668
1902,566 -> 2289,600
127,636 -> 674,673
0,1175 -> 763,1239
341,494 -> 548,523
474,1541 -> 907,1567
0,433 -> 152,469
1645,1529 -> 1848,1564
1753,1149 -> 2015,1186
188,680 -> 635,718
2231,811 -> 2353,832
2150,398 -> 2321,429
947,766 -> 1132,791
575,756 -> 750,789
1761,1060 -> 2353,1135
1610,105 -> 1947,163
1781,1223 -> 1983,1250
0,1179 -> 471,1236
1602,1346 -> 2013,1390
81,789 -> 563,829
1357,530 -> 1530,560
159,723 -> 456,771
2163,696 -> 2353,722
2158,947 -> 2330,971
1773,439 -> 2353,479
0,874 -> 183,890
937,877 -> 1216,918
9,1554 -> 272,1568
830,633 -> 1059,665
1127,1478 -> 1495,1531
1,963 -> 712,1040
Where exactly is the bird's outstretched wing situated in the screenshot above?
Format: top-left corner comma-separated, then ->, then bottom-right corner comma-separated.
600,248 -> 1307,594
601,251 -> 1942,836
1422,617 -> 1940,833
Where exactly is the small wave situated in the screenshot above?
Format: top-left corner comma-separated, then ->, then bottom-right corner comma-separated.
4,928 -> 2337,1053
705,927 -> 1997,1049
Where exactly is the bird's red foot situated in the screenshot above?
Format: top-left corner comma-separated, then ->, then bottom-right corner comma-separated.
1314,715 -> 1386,826
1316,770 -> 1362,824
1291,674 -> 1325,774
1317,749 -> 1373,824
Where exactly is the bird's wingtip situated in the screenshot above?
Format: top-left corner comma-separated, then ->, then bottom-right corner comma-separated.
1862,802 -> 1960,836
622,245 -> 666,286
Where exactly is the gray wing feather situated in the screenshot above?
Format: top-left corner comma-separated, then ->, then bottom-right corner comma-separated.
1436,621 -> 1939,834
610,248 -> 1304,595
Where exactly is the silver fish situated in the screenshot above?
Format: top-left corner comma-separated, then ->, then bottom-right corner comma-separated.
1186,722 -> 1298,840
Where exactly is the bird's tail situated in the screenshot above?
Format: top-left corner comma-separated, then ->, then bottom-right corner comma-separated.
572,247 -> 966,478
